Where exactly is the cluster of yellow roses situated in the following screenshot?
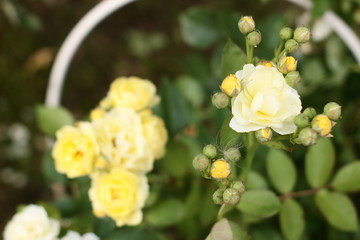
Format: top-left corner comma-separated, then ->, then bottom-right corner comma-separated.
52,77 -> 168,227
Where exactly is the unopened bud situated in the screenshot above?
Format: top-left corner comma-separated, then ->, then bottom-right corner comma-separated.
255,128 -> 272,142
221,74 -> 241,97
223,188 -> 241,205
285,39 -> 299,53
285,71 -> 301,87
257,60 -> 275,68
192,154 -> 210,171
211,159 -> 231,179
247,30 -> 261,47
231,180 -> 245,193
238,16 -> 256,34
213,188 -> 225,205
212,92 -> 229,109
299,127 -> 318,146
279,27 -> 294,40
294,114 -> 310,128
294,26 -> 311,43
278,56 -> 297,74
203,144 -> 217,159
303,107 -> 317,120
324,102 -> 341,120
224,148 -> 241,162
90,108 -> 106,121
312,114 -> 333,136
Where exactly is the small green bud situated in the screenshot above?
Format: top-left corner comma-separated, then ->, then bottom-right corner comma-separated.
298,127 -> 318,146
294,26 -> 311,43
294,113 -> 310,128
192,154 -> 210,171
279,27 -> 293,40
255,128 -> 272,142
278,56 -> 297,74
213,188 -> 225,205
285,39 -> 299,53
238,16 -> 255,34
247,30 -> 261,47
285,71 -> 301,87
224,147 -> 241,162
212,92 -> 229,109
230,180 -> 245,193
223,188 -> 241,205
323,102 -> 341,120
303,107 -> 317,120
203,144 -> 217,159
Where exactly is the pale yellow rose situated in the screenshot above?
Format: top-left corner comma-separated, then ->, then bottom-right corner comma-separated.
230,64 -> 302,134
52,122 -> 99,178
3,205 -> 60,240
89,168 -> 149,227
94,107 -> 154,173
104,77 -> 160,111
140,110 -> 168,159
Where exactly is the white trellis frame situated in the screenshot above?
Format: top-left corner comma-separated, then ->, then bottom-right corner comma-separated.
45,0 -> 360,108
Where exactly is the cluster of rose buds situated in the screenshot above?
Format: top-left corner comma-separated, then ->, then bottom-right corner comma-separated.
192,144 -> 244,205
292,102 -> 342,146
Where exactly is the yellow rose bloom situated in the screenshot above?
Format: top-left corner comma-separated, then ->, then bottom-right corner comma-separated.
230,64 -> 302,134
140,110 -> 168,159
52,122 -> 99,178
311,114 -> 332,136
94,107 -> 154,173
89,168 -> 149,227
278,56 -> 297,74
105,77 -> 160,111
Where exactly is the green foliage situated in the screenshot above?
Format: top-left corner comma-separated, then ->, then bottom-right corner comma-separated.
104,227 -> 160,240
305,138 -> 335,188
159,80 -> 192,137
94,217 -> 116,239
280,198 -> 305,240
237,190 -> 281,218
146,198 -> 185,227
247,171 -> 268,190
220,39 -> 247,78
331,161 -> 360,192
266,149 -> 297,193
41,149 -> 67,184
179,7 -> 221,49
161,141 -> 191,178
315,189 -> 358,232
35,105 -> 74,137
206,218 -> 250,240
220,114 -> 241,148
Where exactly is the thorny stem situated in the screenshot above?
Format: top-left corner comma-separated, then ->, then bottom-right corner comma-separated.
240,132 -> 258,183
279,186 -> 329,201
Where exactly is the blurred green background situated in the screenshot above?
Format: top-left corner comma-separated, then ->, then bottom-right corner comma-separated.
1,0 -> 360,239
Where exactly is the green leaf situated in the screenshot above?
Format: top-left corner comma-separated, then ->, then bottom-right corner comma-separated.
41,149 -> 67,184
94,217 -> 116,238
331,161 -> 360,192
105,227 -> 159,240
280,198 -> 305,240
305,138 -> 335,188
206,218 -> 250,240
175,75 -> 205,108
146,198 -> 185,227
247,171 -> 268,190
221,39 -> 247,78
312,0 -> 330,17
179,7 -> 221,49
237,190 -> 281,218
36,104 -> 74,136
220,114 -> 241,148
160,80 -> 192,137
161,141 -> 190,178
266,149 -> 297,193
315,189 -> 358,232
